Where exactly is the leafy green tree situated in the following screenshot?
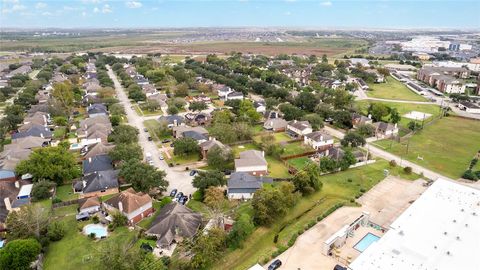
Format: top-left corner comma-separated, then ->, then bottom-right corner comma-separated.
16,146 -> 80,185
295,91 -> 318,112
190,228 -> 227,269
319,157 -> 339,173
341,131 -> 366,147
227,213 -> 255,249
339,149 -> 357,170
291,163 -> 323,195
189,101 -> 208,112
109,143 -> 143,163
192,170 -> 226,194
203,186 -> 227,210
173,137 -> 199,156
389,108 -> 401,124
5,205 -> 51,240
279,103 -> 305,120
109,125 -> 139,144
252,182 -> 299,226
31,180 -> 55,201
53,116 -> 68,126
237,100 -> 261,123
207,145 -> 234,171
47,221 -> 66,241
368,103 -> 390,122
2,105 -> 24,130
96,241 -> 139,270
0,238 -> 41,270
302,114 -> 324,130
212,110 -> 233,125
109,103 -> 125,116
407,121 -> 422,131
52,82 -> 75,115
356,124 -> 375,137
143,99 -> 160,112
119,159 -> 168,193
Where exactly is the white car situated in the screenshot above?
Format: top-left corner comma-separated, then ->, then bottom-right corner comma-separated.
159,155 -> 164,160
148,160 -> 154,166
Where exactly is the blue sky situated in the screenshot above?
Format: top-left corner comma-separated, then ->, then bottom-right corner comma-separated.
1,0 -> 479,29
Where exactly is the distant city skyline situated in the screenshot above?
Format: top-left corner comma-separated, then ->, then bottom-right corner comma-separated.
1,0 -> 479,29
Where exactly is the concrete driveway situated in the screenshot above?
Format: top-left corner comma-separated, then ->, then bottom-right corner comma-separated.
107,66 -> 196,196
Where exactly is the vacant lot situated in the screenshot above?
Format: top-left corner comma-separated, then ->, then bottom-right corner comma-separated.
213,160 -> 415,270
366,76 -> 427,101
374,117 -> 480,179
355,100 -> 441,128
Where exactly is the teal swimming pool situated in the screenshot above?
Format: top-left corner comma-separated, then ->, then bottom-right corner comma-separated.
353,233 -> 380,252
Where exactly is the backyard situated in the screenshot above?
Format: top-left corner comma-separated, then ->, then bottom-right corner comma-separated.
355,100 -> 442,128
212,160 -> 417,270
366,76 -> 427,101
373,116 -> 480,179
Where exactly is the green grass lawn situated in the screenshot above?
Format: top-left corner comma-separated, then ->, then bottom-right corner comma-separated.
53,127 -> 67,139
355,100 -> 442,128
232,143 -> 291,178
280,141 -> 314,156
287,157 -> 313,170
167,152 -> 201,166
55,184 -> 78,201
366,76 -> 427,101
373,117 -> 480,179
142,119 -> 173,141
213,160 -> 411,270
43,216 -> 137,270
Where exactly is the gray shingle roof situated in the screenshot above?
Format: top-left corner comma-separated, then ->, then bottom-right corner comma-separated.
11,125 -> 52,140
182,130 -> 207,141
74,169 -> 119,194
82,154 -> 113,175
228,172 -> 272,191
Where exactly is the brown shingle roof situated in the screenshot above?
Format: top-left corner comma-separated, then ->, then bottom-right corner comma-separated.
104,188 -> 151,214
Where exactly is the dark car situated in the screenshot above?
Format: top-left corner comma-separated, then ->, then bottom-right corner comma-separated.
223,169 -> 232,176
170,143 -> 174,147
175,192 -> 184,200
178,196 -> 188,205
170,189 -> 178,197
162,139 -> 171,143
189,170 -> 197,176
147,136 -> 153,141
268,259 -> 282,270
143,128 -> 148,132
140,243 -> 153,253
333,265 -> 347,270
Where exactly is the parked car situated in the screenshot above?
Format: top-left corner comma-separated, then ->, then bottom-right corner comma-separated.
175,192 -> 184,200
148,160 -> 154,166
143,128 -> 148,132
170,189 -> 178,197
147,136 -> 153,141
162,139 -> 171,143
268,259 -> 282,270
178,196 -> 188,205
189,170 -> 197,176
159,155 -> 164,160
333,265 -> 347,270
170,143 -> 174,147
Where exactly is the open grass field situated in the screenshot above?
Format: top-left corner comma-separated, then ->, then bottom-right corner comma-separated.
280,141 -> 314,156
212,160 -> 416,270
366,76 -> 427,101
355,100 -> 442,128
373,116 -> 480,179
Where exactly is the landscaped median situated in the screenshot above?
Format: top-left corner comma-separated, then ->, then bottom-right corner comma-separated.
212,159 -> 416,270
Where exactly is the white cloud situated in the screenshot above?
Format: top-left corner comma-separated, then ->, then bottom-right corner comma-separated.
81,11 -> 87,17
320,1 -> 332,7
284,11 -> 292,15
284,0 -> 296,2
41,11 -> 52,16
2,3 -> 26,14
81,0 -> 103,3
125,1 -> 142,8
101,4 -> 112,13
93,7 -> 100,13
35,2 -> 47,9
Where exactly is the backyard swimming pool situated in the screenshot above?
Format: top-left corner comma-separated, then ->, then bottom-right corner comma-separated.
354,233 -> 380,252
83,224 -> 108,238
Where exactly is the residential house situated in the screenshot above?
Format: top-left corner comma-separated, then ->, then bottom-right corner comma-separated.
286,120 -> 313,138
182,131 -> 208,144
254,101 -> 266,113
0,160 -> 17,182
146,202 -> 202,248
11,125 -> 52,140
6,65 -> 31,78
0,180 -> 32,227
81,142 -> 115,160
373,122 -> 399,138
187,94 -> 211,104
73,170 -> 119,198
199,139 -> 228,159
172,125 -> 208,139
87,103 -> 108,118
326,147 -> 366,163
227,172 -> 273,200
226,91 -> 244,101
234,150 -> 268,176
78,196 -> 101,215
352,113 -> 373,128
185,113 -> 210,126
356,78 -> 369,90
103,188 -> 153,225
263,118 -> 288,132
304,131 -> 334,151
82,154 -> 114,175
217,86 -> 233,100
158,115 -> 185,128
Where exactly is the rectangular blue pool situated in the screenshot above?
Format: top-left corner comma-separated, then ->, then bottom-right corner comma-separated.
353,233 -> 380,252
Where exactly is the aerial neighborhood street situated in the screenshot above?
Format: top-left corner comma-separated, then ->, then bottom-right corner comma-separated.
0,1 -> 479,270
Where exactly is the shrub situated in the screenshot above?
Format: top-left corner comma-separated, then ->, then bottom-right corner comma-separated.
47,221 -> 66,241
92,216 -> 99,224
404,166 -> 413,174
389,160 -> 397,167
462,170 -> 479,181
469,158 -> 478,170
31,180 -> 56,201
52,197 -> 62,204
89,232 -> 96,239
111,212 -> 128,228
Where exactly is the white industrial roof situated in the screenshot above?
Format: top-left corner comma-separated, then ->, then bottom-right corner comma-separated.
17,184 -> 33,198
349,179 -> 480,270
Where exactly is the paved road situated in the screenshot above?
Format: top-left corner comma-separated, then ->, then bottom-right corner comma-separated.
107,66 -> 196,196
322,125 -> 455,181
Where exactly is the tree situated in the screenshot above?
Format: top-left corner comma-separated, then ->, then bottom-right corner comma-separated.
207,145 -> 234,171
203,186 -> 227,210
237,99 -> 261,123
5,205 -> 51,240
190,228 -> 227,269
109,125 -> 139,144
368,103 -> 390,122
111,211 -> 128,228
319,157 -> 339,173
407,121 -> 422,131
109,143 -> 143,163
31,180 -> 55,201
227,213 -> 255,249
192,170 -> 226,194
16,146 -> 80,185
340,132 -> 366,147
109,103 -> 125,116
96,241 -> 139,270
356,124 -> 375,137
339,149 -> 357,170
189,101 -> 208,112
144,99 -> 160,112
0,238 -> 41,270
119,159 -> 168,193
47,221 -> 66,241
279,103 -> 305,120
302,114 -> 324,130
389,108 -> 401,124
167,106 -> 179,115
252,182 -> 299,226
333,110 -> 352,129
173,137 -> 199,156
295,91 -> 318,112
128,88 -> 146,102
291,163 -> 323,195
52,82 -> 75,115
2,105 -> 24,130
